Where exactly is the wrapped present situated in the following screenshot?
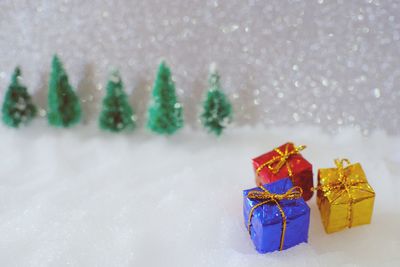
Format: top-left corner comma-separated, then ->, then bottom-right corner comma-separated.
243,178 -> 310,253
316,159 -> 375,234
252,142 -> 314,201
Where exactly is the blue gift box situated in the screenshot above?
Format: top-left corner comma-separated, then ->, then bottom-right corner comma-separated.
243,178 -> 310,253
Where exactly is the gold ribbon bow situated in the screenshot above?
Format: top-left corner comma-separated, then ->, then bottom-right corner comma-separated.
247,185 -> 303,251
315,158 -> 367,228
256,143 -> 306,177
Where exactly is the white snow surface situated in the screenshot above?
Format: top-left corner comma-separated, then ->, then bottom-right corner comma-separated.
0,124 -> 399,267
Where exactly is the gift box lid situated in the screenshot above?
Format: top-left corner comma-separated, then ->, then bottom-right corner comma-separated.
252,142 -> 312,179
318,162 -> 375,205
243,178 -> 309,226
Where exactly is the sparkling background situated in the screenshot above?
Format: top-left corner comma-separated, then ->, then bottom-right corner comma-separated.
0,0 -> 399,134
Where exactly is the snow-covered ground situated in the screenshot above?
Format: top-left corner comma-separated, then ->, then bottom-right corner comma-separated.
0,123 -> 399,266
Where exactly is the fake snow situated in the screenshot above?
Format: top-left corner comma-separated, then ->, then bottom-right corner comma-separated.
0,123 -> 399,266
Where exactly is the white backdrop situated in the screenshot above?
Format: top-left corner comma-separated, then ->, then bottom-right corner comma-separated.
0,0 -> 399,134
1,2 -> 400,266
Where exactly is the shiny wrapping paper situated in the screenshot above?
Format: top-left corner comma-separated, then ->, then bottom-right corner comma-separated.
243,178 -> 310,253
317,160 -> 375,234
253,142 -> 314,201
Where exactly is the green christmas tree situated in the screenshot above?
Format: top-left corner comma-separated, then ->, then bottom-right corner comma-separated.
99,71 -> 135,132
47,55 -> 81,127
147,61 -> 183,135
201,65 -> 233,136
2,67 -> 36,127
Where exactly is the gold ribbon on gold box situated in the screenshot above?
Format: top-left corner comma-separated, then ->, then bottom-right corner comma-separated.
316,159 -> 375,234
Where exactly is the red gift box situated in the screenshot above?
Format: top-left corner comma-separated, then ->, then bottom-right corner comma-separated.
252,142 -> 314,201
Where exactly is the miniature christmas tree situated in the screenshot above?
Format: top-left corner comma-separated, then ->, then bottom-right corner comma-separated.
99,71 -> 135,132
47,55 -> 81,127
147,61 -> 183,135
2,67 -> 36,127
201,64 -> 232,136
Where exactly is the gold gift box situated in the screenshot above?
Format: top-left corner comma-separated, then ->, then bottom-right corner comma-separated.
317,159 -> 375,234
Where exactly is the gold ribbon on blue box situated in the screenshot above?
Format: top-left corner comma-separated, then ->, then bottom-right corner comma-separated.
316,159 -> 375,234
243,178 -> 310,253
